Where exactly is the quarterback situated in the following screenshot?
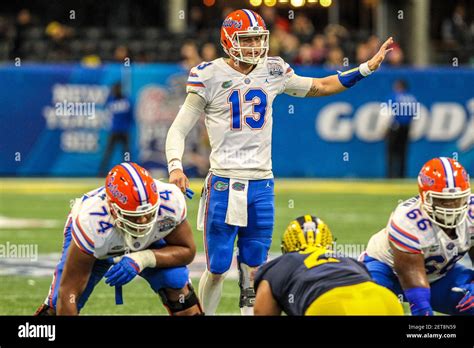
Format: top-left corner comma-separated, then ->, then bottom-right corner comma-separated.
254,215 -> 403,315
35,162 -> 203,316
362,157 -> 474,315
165,9 -> 394,315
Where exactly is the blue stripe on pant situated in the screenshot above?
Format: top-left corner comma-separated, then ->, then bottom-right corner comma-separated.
363,254 -> 474,315
47,219 -> 189,312
204,175 -> 274,274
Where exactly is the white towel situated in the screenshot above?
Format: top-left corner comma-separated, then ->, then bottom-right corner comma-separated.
197,174 -> 212,231
225,179 -> 249,227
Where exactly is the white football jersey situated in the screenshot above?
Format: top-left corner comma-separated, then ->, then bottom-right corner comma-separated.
186,57 -> 294,179
365,195 -> 474,282
69,180 -> 187,259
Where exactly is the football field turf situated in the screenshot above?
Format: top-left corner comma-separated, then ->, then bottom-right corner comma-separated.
0,178 -> 418,315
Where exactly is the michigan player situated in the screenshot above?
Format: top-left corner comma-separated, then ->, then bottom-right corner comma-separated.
165,9 -> 394,315
254,215 -> 403,315
35,162 -> 202,316
362,157 -> 474,315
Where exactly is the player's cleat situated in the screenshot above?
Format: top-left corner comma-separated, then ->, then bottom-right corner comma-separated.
34,304 -> 56,316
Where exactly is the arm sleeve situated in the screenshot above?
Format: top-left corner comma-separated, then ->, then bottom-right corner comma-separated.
165,92 -> 206,164
283,73 -> 314,98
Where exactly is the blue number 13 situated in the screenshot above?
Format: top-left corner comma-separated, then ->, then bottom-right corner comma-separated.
228,89 -> 268,130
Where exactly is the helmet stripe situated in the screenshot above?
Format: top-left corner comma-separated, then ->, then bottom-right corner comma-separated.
248,10 -> 259,26
439,157 -> 455,188
120,163 -> 148,204
242,9 -> 258,27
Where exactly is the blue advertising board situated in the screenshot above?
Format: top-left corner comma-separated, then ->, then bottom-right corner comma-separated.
0,63 -> 473,177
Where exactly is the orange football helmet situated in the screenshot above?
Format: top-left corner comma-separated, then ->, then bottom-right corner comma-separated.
418,157 -> 471,228
105,162 -> 159,237
220,9 -> 269,65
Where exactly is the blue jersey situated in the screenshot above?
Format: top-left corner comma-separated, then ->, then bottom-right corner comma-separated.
254,249 -> 372,315
107,96 -> 133,133
390,92 -> 418,126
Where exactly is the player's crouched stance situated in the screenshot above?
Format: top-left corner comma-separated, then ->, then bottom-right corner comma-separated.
253,215 -> 403,315
362,157 -> 474,315
35,162 -> 202,316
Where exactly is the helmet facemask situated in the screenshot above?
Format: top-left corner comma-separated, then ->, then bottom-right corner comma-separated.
110,201 -> 159,238
223,27 -> 269,65
421,188 -> 470,229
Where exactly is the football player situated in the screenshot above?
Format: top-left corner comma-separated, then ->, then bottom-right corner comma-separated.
165,8 -> 394,315
34,162 -> 203,316
362,157 -> 474,315
254,215 -> 403,315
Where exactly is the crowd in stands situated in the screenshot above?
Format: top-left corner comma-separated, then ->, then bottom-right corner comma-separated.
0,3 -> 472,67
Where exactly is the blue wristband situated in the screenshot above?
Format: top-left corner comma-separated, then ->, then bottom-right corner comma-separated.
337,67 -> 366,88
404,287 -> 433,316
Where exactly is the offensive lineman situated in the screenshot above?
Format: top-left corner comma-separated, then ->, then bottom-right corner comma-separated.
35,162 -> 203,316
362,157 -> 474,315
254,215 -> 403,315
166,9 -> 394,315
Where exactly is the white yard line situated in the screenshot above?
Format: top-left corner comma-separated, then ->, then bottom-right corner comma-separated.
0,216 -> 61,229
3,251 -> 471,278
0,252 -> 279,278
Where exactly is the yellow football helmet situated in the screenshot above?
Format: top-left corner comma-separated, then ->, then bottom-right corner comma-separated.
281,215 -> 334,253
